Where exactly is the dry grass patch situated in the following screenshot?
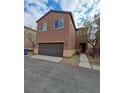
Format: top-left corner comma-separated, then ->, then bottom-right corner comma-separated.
60,55 -> 80,66
87,55 -> 100,66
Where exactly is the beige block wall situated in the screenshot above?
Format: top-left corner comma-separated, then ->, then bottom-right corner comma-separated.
63,49 -> 76,57
34,48 -> 38,54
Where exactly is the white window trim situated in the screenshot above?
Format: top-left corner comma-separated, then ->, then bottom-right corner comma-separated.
54,18 -> 64,30
40,22 -> 47,32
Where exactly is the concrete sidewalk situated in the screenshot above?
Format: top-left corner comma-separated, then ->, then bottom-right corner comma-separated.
78,54 -> 100,70
31,55 -> 63,62
78,53 -> 91,69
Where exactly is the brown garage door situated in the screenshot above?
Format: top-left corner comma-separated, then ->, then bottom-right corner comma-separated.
39,43 -> 63,57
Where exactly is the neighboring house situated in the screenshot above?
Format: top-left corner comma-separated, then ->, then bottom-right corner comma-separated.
34,10 -> 88,57
24,26 -> 36,50
76,27 -> 88,53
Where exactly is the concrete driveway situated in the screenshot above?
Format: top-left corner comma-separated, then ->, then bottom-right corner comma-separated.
24,57 -> 100,93
31,55 -> 63,62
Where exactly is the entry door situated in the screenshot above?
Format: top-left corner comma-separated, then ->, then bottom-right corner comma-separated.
80,43 -> 86,53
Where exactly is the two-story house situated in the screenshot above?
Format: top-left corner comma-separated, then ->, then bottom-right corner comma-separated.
34,10 -> 88,57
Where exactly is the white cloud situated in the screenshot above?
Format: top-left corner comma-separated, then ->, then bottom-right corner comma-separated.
24,0 -> 50,29
24,12 -> 35,28
24,0 -> 100,29
60,0 -> 80,11
25,0 -> 48,4
59,0 -> 100,28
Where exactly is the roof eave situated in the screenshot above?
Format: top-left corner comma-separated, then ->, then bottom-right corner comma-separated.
36,10 -> 77,30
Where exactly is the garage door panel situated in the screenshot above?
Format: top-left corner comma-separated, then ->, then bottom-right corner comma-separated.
39,43 -> 63,57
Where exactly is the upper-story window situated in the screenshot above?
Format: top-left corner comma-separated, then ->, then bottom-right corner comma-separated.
40,23 -> 47,32
54,18 -> 64,29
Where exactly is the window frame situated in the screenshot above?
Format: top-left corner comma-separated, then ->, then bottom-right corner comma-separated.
54,18 -> 64,30
40,22 -> 47,32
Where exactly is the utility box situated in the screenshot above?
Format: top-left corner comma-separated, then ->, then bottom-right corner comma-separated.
24,48 -> 28,55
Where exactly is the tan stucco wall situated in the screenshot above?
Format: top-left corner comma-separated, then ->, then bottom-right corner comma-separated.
63,49 -> 76,57
68,16 -> 76,49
